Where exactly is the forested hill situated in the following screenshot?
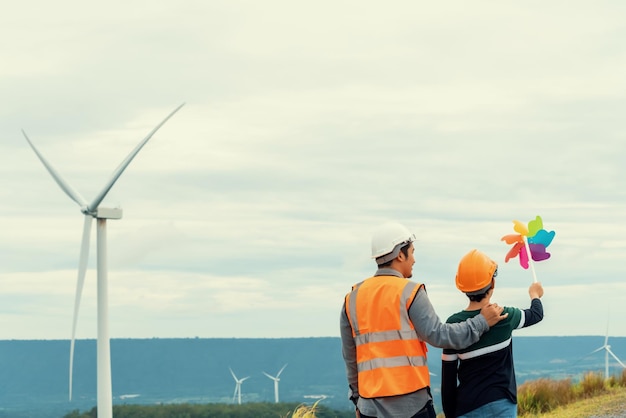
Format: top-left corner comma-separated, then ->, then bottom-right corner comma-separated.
0,336 -> 624,418
0,338 -> 349,418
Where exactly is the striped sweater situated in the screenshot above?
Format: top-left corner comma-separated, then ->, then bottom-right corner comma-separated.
441,299 -> 543,417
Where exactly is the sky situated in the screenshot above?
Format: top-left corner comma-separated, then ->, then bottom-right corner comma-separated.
1,1 -> 625,340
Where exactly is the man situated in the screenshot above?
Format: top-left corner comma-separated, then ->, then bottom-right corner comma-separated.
340,222 -> 508,418
441,249 -> 544,417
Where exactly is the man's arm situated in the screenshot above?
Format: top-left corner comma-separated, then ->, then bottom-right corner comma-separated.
409,288 -> 507,349
339,304 -> 359,403
441,351 -> 459,418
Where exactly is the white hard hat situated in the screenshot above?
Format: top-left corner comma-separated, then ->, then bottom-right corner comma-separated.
371,222 -> 416,264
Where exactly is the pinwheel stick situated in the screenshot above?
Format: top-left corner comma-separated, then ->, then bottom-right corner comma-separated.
522,236 -> 538,283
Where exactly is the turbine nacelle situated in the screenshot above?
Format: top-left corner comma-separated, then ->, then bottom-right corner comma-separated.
95,208 -> 123,220
80,206 -> 124,220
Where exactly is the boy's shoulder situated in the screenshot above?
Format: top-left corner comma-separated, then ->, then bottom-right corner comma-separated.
446,306 -> 522,327
503,305 -> 523,326
446,310 -> 479,324
503,306 -> 521,316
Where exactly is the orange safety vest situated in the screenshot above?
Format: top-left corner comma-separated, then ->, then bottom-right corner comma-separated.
345,275 -> 430,398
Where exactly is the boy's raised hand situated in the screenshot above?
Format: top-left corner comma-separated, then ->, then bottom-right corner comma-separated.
529,282 -> 544,299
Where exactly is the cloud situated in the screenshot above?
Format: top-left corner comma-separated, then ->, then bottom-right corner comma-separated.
1,1 -> 626,339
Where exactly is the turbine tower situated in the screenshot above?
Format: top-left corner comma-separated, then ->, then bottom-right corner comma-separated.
22,103 -> 184,418
263,364 -> 287,403
588,320 -> 626,380
229,367 -> 250,405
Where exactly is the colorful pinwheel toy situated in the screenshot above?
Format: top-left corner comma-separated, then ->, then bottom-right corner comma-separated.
501,215 -> 555,282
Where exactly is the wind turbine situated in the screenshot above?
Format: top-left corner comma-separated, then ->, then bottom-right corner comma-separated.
263,364 -> 287,403
22,103 -> 184,418
229,367 -> 250,405
587,320 -> 626,380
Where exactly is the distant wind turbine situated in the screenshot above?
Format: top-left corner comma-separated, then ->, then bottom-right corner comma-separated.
263,364 -> 287,403
22,103 -> 184,418
229,367 -> 250,405
587,319 -> 626,380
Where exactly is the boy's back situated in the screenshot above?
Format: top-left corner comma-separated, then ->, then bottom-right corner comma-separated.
441,249 -> 544,418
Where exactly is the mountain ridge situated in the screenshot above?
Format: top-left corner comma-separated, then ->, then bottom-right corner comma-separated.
1,336 -> 624,418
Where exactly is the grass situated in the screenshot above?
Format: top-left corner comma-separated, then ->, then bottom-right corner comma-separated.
522,388 -> 626,418
518,369 -> 626,416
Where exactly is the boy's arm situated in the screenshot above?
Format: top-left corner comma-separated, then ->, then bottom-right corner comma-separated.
520,299 -> 543,327
441,350 -> 459,418
517,282 -> 544,329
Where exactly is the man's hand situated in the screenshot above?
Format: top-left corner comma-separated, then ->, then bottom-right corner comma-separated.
480,303 -> 508,327
529,282 -> 544,299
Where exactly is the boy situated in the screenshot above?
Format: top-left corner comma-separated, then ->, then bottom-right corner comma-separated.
441,249 -> 544,417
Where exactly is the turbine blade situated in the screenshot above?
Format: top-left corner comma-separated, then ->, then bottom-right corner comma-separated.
262,371 -> 274,379
69,215 -> 93,401
241,376 -> 250,382
277,363 -> 288,377
568,346 -> 606,370
22,130 -> 88,208
229,367 -> 237,380
607,348 -> 626,368
590,346 -> 605,355
87,103 -> 185,212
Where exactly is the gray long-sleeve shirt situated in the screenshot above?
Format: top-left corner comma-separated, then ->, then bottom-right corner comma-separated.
339,268 -> 490,417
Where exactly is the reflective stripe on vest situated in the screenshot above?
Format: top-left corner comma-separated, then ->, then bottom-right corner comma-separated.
345,276 -> 430,398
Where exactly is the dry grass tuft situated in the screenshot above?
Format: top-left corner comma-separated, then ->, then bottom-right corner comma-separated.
287,400 -> 320,418
518,378 -> 575,414
579,371 -> 606,397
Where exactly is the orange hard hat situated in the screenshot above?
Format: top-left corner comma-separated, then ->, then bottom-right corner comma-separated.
456,249 -> 497,294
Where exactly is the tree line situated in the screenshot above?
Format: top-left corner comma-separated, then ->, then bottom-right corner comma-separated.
62,401 -> 354,418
